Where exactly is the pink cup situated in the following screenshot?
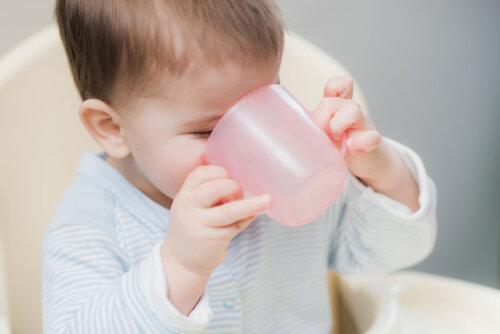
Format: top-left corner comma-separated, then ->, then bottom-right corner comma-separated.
203,84 -> 348,227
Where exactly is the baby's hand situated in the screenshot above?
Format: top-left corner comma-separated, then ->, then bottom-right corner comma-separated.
163,165 -> 271,276
312,76 -> 420,212
312,75 -> 384,182
160,166 -> 271,313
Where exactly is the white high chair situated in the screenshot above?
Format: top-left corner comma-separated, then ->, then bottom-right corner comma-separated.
2,24 -> 500,334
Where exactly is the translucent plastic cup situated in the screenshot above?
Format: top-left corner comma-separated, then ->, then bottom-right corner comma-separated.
203,84 -> 348,227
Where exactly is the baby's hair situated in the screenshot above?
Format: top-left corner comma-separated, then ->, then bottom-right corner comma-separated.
55,0 -> 285,110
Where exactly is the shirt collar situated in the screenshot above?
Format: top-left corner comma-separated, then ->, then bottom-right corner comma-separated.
77,150 -> 170,230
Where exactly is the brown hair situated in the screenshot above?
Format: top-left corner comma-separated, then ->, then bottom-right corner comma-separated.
55,0 -> 285,110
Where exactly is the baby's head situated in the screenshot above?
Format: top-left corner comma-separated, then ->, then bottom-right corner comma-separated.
56,0 -> 284,208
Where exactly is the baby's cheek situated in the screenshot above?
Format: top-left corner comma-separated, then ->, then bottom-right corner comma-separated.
171,157 -> 204,194
158,139 -> 207,195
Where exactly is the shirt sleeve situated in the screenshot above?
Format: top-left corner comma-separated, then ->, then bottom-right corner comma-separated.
140,242 -> 213,329
42,222 -> 212,333
327,137 -> 437,274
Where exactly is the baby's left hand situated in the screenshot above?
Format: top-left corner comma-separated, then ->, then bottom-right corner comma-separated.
312,76 -> 420,212
312,75 -> 384,182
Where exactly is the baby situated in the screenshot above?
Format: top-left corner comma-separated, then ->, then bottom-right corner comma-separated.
43,0 -> 437,333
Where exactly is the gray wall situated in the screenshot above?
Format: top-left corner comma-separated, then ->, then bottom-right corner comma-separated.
2,0 -> 499,288
0,0 -> 56,56
276,0 -> 500,288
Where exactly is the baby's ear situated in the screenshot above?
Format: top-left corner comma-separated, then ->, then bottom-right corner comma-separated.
79,99 -> 130,159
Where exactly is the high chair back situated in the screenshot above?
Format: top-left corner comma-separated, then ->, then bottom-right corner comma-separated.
0,24 -> 367,334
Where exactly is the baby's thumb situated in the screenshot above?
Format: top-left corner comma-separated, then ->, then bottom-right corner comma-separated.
347,130 -> 381,153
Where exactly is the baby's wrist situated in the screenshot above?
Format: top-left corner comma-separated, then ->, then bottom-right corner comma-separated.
160,242 -> 210,316
357,140 -> 405,192
160,241 -> 212,279
357,142 -> 420,211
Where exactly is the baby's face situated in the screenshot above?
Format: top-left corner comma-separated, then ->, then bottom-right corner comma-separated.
118,58 -> 281,209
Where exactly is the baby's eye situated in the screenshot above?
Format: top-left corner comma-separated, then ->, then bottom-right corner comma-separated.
192,130 -> 212,139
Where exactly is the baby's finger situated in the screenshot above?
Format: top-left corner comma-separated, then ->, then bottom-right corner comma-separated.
207,194 -> 272,228
182,165 -> 229,192
193,179 -> 243,208
347,129 -> 381,153
329,103 -> 368,140
314,97 -> 351,133
324,75 -> 354,99
226,215 -> 257,236
208,214 -> 258,241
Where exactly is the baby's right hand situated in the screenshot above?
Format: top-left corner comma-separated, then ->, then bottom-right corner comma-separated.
160,165 -> 271,315
161,165 -> 272,278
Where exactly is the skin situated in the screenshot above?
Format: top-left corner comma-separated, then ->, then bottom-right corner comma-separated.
79,56 -> 419,316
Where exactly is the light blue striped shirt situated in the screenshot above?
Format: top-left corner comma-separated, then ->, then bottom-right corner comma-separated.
42,138 -> 437,333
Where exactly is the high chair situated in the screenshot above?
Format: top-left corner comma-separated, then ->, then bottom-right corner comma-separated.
6,23 -> 500,334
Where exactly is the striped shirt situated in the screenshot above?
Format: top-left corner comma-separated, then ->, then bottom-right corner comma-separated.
42,137 -> 437,333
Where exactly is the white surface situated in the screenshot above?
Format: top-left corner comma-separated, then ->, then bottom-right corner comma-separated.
338,271 -> 500,334
0,317 -> 11,334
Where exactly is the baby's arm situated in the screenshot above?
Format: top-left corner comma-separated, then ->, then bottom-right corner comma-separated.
312,76 -> 437,272
42,165 -> 271,333
327,140 -> 437,273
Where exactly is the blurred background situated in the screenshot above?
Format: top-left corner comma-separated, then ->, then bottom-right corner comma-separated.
1,0 -> 499,289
